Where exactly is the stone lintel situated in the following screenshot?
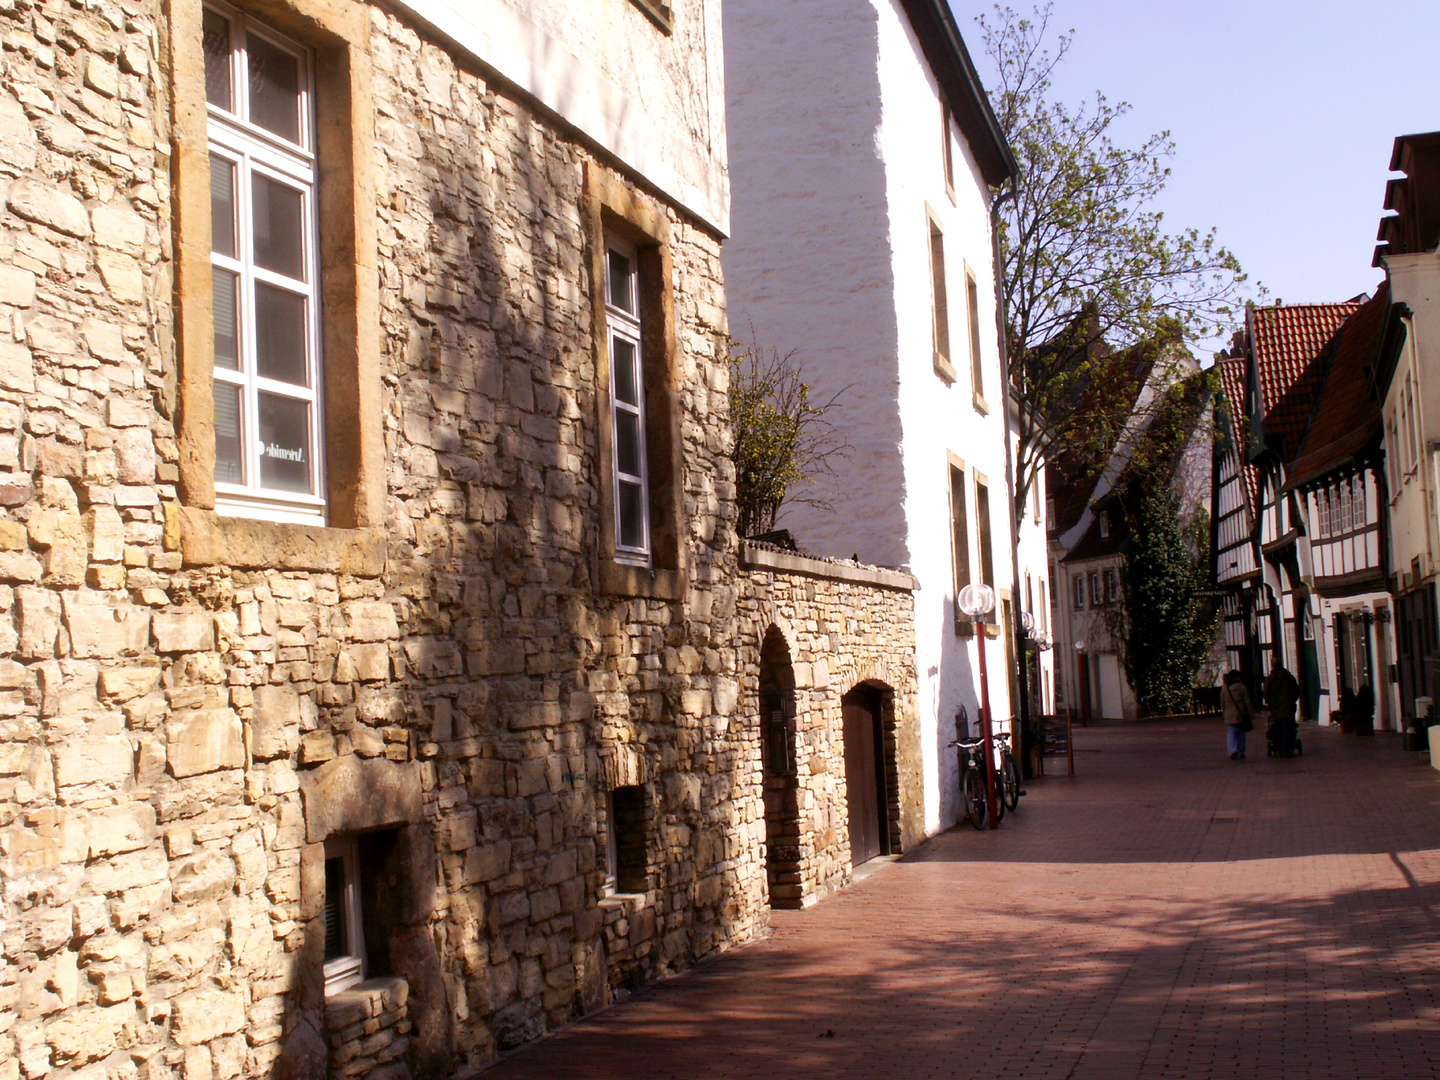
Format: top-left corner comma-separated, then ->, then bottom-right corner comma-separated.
300,754 -> 423,843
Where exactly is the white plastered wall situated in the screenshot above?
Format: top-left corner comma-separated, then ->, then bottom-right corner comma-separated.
392,0 -> 729,233
723,0 -> 1016,834
875,0 -> 1013,833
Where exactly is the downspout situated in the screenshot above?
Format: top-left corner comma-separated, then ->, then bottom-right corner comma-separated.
991,182 -> 1034,776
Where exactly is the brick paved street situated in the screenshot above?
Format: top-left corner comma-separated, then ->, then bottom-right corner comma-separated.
478,719 -> 1440,1079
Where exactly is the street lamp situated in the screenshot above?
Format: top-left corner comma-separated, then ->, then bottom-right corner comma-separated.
959,583 -> 1000,830
1074,639 -> 1088,727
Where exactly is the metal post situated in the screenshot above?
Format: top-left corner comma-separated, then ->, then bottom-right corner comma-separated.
976,617 -> 1000,830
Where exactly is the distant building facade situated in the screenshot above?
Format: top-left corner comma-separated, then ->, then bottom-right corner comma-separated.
1048,343 -> 1212,722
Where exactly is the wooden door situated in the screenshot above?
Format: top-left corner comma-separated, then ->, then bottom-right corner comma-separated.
842,691 -> 885,866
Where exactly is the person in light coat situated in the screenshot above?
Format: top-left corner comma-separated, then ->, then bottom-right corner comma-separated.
1222,669 -> 1254,760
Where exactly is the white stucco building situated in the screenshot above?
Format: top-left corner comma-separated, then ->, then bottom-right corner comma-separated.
723,0 -> 1020,833
1375,131 -> 1440,722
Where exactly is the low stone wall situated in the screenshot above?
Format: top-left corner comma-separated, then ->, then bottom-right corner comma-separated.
737,543 -> 920,907
327,976 -> 414,1080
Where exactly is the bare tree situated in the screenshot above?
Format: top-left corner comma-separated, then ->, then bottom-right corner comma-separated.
727,340 -> 848,540
978,4 -> 1257,525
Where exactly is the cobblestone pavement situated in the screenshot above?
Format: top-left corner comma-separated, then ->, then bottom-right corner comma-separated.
477,719 -> 1440,1079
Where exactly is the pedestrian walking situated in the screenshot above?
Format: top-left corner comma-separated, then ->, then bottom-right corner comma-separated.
1264,663 -> 1301,757
1222,670 -> 1254,760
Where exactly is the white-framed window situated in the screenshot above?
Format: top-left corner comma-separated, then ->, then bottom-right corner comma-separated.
1103,567 -> 1118,604
605,237 -> 650,564
1073,574 -> 1085,610
205,3 -> 325,525
323,836 -> 365,996
1099,511 -> 1110,539
1088,571 -> 1100,607
605,785 -> 647,895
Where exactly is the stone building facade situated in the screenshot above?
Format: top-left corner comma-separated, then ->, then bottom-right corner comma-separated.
0,2 -> 772,1079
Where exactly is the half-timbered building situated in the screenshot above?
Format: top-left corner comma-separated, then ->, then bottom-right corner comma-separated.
1284,287 -> 1398,730
1213,356 -> 1263,683
1211,300 -> 1363,720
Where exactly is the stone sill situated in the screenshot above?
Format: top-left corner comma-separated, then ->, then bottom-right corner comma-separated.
933,352 -> 957,385
599,891 -> 649,910
972,390 -> 990,416
175,506 -> 386,575
600,560 -> 683,600
741,542 -> 916,592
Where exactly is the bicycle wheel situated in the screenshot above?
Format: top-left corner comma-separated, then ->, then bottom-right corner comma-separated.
963,767 -> 988,830
1002,754 -> 1021,812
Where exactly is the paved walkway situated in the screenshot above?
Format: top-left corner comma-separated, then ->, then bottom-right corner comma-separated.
478,719 -> 1440,1079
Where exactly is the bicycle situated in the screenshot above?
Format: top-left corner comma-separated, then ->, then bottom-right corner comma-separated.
950,736 -> 1004,830
992,729 -> 1023,813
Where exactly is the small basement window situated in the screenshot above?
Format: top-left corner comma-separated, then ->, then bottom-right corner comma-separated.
606,786 -> 648,895
324,836 -> 365,995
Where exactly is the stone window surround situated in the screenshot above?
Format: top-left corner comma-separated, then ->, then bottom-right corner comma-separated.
965,262 -> 987,415
941,101 -> 955,205
169,0 -> 386,571
948,451 -> 972,635
628,0 -> 675,34
584,163 -> 687,601
927,205 -> 954,385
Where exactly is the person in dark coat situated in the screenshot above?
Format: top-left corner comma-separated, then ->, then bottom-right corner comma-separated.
1264,664 -> 1300,757
1354,683 -> 1376,735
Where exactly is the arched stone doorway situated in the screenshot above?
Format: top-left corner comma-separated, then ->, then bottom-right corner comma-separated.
841,682 -> 898,867
759,627 -> 802,907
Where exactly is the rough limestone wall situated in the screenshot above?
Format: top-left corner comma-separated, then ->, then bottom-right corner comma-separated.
737,558 -> 918,904
0,3 -> 765,1080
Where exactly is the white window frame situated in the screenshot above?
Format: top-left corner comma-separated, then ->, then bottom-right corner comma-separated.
603,789 -> 620,896
605,236 -> 651,564
323,836 -> 365,996
205,2 -> 326,525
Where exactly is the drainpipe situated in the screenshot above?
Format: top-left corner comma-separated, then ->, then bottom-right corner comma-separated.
990,182 -> 1034,778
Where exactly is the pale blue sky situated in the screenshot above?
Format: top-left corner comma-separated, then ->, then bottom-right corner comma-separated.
948,1 -> 1440,327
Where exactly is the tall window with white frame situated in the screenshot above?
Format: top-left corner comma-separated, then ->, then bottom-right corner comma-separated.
605,238 -> 650,563
323,837 -> 364,996
204,4 -> 325,524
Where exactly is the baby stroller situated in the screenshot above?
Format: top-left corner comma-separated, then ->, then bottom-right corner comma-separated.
1265,713 -> 1303,758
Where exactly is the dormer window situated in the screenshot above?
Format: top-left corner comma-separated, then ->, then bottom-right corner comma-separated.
1099,511 -> 1110,539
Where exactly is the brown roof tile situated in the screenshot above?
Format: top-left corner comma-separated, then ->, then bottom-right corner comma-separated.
1285,284 -> 1388,490
1249,301 -> 1360,463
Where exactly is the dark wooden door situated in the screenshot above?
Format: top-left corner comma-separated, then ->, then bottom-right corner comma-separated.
842,692 -> 885,866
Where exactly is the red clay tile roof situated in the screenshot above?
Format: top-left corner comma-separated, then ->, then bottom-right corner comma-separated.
1216,356 -> 1260,517
1285,283 -> 1388,490
1249,301 -> 1360,463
